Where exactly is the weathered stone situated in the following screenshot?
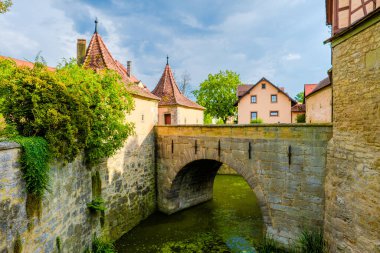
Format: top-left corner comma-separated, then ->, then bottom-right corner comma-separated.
324,19 -> 380,253
155,125 -> 332,244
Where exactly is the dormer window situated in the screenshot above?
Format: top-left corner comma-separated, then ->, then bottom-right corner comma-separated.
262,83 -> 266,89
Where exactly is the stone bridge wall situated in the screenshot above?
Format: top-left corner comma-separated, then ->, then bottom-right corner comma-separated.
156,124 -> 332,244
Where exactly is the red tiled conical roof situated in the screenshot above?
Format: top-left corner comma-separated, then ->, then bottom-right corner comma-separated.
152,64 -> 204,110
83,32 -> 160,101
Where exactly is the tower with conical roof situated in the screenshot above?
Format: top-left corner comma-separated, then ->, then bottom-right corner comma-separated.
152,57 -> 204,125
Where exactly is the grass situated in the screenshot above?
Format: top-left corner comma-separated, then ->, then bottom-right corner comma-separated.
255,230 -> 328,253
92,236 -> 116,253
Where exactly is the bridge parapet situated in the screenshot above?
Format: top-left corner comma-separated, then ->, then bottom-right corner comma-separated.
155,124 -> 332,244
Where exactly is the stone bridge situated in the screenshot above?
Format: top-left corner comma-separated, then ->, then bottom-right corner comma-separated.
155,124 -> 332,244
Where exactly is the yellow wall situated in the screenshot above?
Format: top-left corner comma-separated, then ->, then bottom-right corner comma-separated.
158,106 -> 203,125
237,80 -> 292,124
176,106 -> 203,125
305,86 -> 332,123
126,96 -> 158,139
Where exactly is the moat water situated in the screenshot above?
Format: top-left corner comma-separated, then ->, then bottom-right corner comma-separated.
115,175 -> 264,252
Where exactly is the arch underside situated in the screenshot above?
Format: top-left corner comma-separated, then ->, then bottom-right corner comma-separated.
158,159 -> 271,232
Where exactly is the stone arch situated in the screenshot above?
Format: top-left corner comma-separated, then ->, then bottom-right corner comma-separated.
158,158 -> 272,231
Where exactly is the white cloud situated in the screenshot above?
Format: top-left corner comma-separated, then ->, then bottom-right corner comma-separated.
283,53 -> 302,61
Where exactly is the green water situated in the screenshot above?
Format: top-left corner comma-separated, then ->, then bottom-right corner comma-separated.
115,175 -> 264,252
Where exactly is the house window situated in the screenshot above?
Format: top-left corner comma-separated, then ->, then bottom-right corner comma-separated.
261,83 -> 266,89
251,95 -> 257,103
270,111 -> 279,117
271,95 -> 277,103
251,112 -> 257,120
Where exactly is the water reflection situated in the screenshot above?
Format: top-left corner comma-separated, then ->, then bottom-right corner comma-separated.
115,175 -> 263,252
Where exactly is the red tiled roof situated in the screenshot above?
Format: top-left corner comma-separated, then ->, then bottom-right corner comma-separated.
0,56 -> 55,71
304,84 -> 318,97
306,77 -> 331,98
237,84 -> 252,97
152,64 -> 205,110
83,32 -> 160,101
234,77 -> 297,106
291,103 -> 306,112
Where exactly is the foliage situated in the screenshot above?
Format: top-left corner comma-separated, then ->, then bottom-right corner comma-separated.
92,236 -> 116,253
12,136 -> 50,198
294,230 -> 328,253
0,0 -> 12,13
296,114 -> 306,123
11,136 -> 50,220
250,118 -> 263,124
87,197 -> 106,212
0,58 -> 135,165
203,114 -> 213,124
294,91 -> 304,103
216,118 -> 224,125
193,70 -> 241,123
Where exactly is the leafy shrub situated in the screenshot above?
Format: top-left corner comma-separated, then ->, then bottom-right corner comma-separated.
0,58 -> 134,165
250,118 -> 263,124
296,114 -> 306,123
92,236 -> 116,253
87,197 -> 106,212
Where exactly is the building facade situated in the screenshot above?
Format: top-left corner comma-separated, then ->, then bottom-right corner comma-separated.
235,78 -> 296,124
152,61 -> 204,125
305,77 -> 332,123
324,2 -> 379,252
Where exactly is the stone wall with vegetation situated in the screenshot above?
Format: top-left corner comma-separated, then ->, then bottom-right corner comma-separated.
156,124 -> 332,245
0,133 -> 156,252
324,20 -> 380,252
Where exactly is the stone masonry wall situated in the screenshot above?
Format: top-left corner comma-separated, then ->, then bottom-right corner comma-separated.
0,132 -> 156,252
324,20 -> 380,252
156,125 -> 332,245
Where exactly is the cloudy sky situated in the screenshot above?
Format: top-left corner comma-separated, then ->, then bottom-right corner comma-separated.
0,0 -> 331,98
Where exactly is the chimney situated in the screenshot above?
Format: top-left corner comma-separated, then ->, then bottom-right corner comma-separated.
77,39 -> 87,66
127,61 -> 132,77
280,87 -> 285,92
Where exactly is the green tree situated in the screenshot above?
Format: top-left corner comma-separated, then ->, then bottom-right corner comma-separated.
295,91 -> 304,103
193,70 -> 241,124
0,0 -> 12,13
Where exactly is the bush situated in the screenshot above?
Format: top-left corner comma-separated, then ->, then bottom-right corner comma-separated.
92,236 -> 116,253
87,197 -> 106,212
250,118 -> 263,124
0,58 -> 134,165
296,114 -> 306,123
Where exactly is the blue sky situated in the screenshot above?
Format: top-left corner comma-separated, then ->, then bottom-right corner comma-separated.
0,0 -> 332,98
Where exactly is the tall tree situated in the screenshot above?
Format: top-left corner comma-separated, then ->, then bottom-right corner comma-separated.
295,91 -> 304,103
193,70 -> 241,123
179,71 -> 191,97
0,0 -> 12,13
